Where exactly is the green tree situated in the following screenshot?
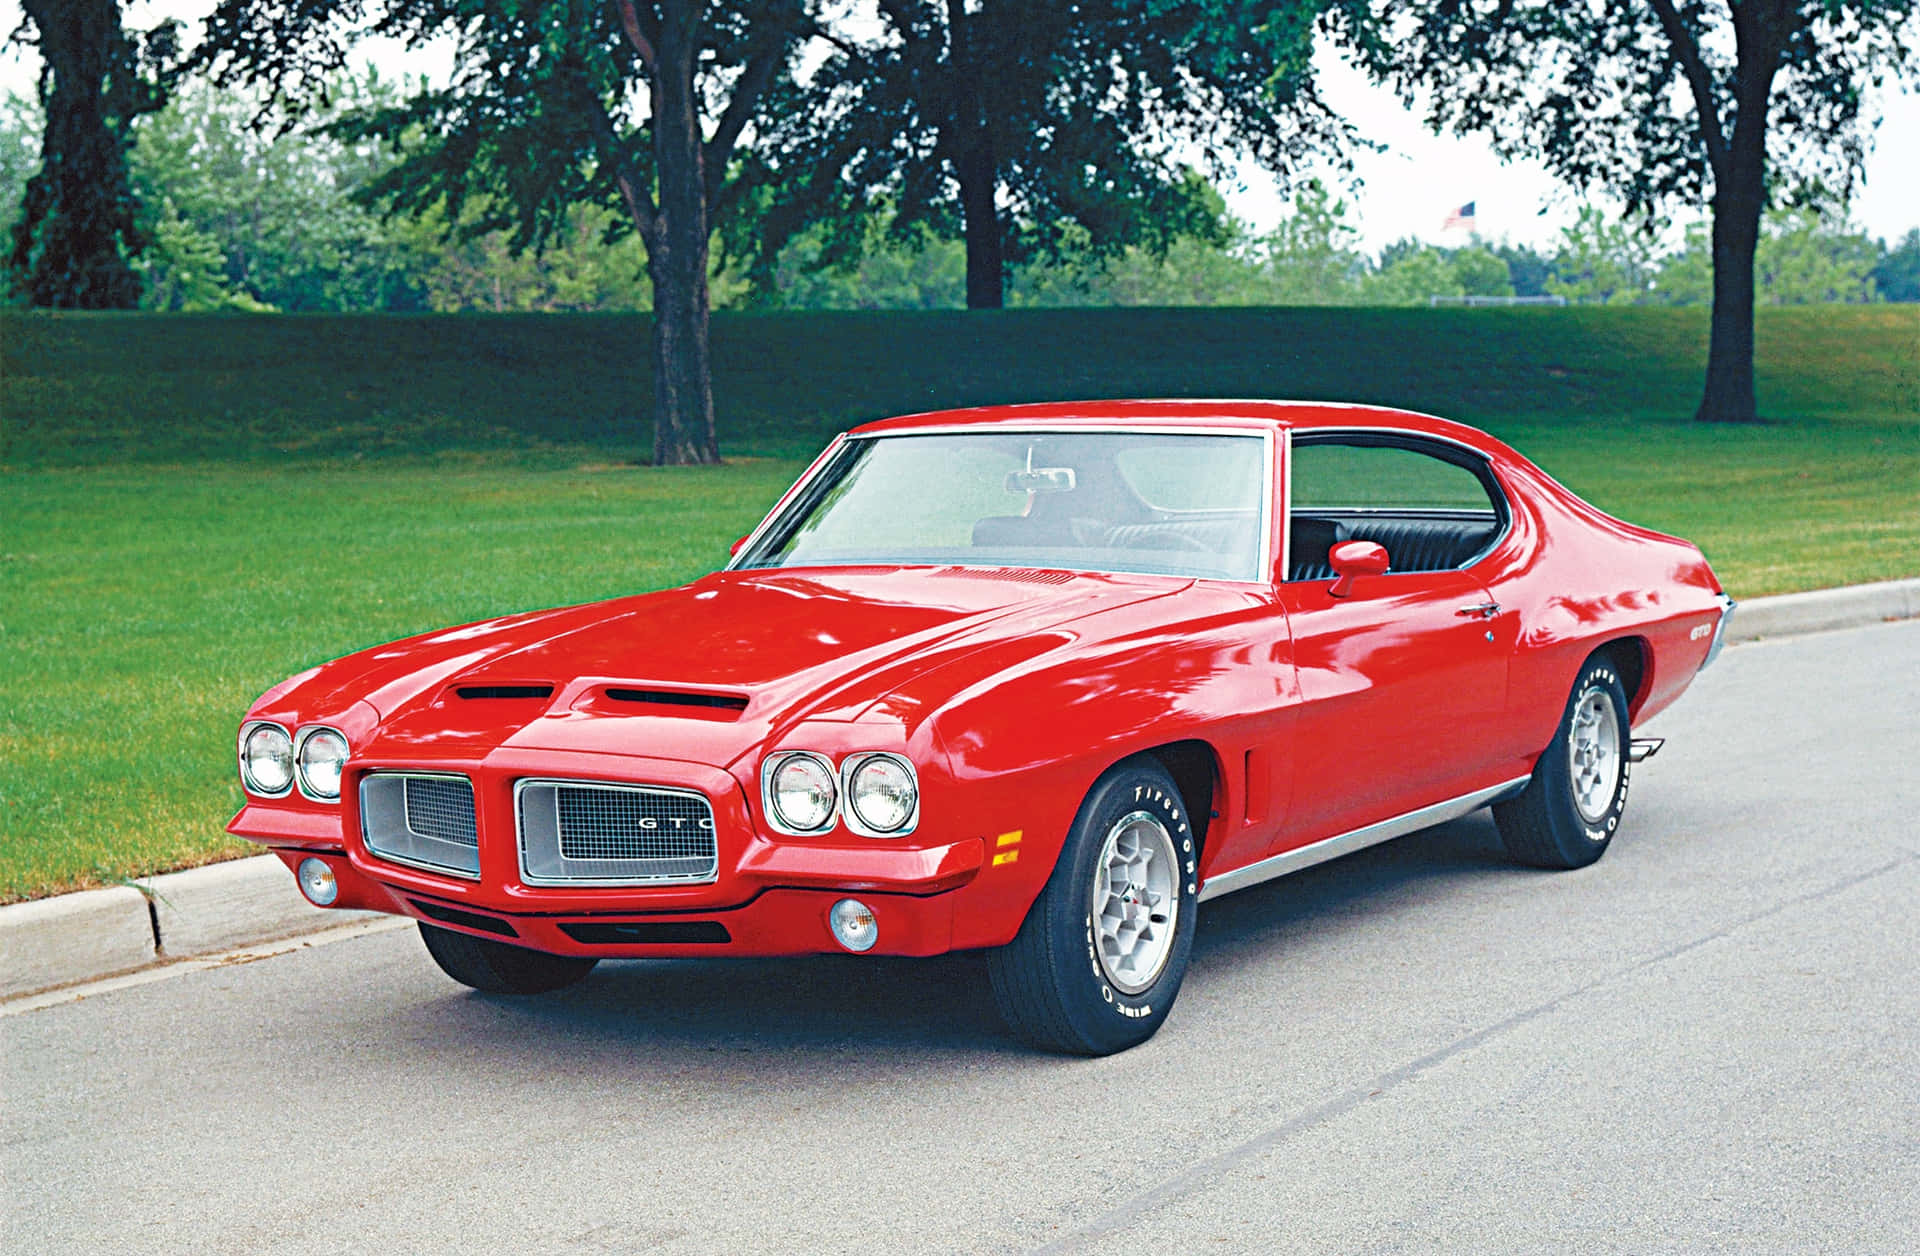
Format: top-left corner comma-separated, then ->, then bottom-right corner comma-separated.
742,1 -> 1365,309
1546,207 -> 1666,306
1755,208 -> 1878,305
7,1 -> 173,308
1259,179 -> 1366,305
1362,1 -> 1918,422
197,0 -> 833,464
1659,208 -> 1880,306
1873,230 -> 1920,304
128,75 -> 434,311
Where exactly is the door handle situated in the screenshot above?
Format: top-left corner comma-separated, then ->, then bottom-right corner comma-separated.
1456,602 -> 1501,619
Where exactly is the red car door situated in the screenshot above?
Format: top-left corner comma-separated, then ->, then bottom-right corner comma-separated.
1267,432 -> 1521,854
1274,572 -> 1515,851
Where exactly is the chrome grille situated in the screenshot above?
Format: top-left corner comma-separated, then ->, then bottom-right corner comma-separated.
517,779 -> 718,886
360,772 -> 481,878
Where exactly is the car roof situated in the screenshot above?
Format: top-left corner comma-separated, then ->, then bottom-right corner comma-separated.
847,399 -> 1496,448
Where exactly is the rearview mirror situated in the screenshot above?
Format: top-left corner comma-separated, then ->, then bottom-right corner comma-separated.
1005,467 -> 1076,495
1327,540 -> 1389,598
729,535 -> 750,557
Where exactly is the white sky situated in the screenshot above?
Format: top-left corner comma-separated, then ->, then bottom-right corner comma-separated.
4,0 -> 1916,254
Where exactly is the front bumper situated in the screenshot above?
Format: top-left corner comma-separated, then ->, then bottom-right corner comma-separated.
233,745 -> 991,957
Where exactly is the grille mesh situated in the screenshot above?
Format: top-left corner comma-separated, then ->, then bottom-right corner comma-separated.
556,787 -> 712,861
405,777 -> 478,846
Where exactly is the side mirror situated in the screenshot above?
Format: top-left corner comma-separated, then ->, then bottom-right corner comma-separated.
1327,540 -> 1389,598
729,535 -> 750,558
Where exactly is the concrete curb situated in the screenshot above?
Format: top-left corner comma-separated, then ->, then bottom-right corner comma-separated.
1723,577 -> 1920,645
5,577 -> 1917,1003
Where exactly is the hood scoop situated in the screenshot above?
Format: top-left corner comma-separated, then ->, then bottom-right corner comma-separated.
576,686 -> 751,720
604,687 -> 748,712
456,684 -> 555,700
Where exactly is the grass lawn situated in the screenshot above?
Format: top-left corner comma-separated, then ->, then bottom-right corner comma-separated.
2,305 -> 1915,900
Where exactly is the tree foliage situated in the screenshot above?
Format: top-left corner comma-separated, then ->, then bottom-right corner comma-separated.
7,0 -> 174,308
194,0 -> 832,464
1360,0 -> 1918,421
739,0 -> 1370,308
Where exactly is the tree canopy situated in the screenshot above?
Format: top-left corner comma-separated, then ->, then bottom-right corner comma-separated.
738,0 -> 1370,307
1361,0 -> 1918,421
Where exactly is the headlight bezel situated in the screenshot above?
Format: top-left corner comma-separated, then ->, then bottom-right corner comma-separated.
761,750 -> 841,836
294,726 -> 350,802
239,721 -> 296,798
840,752 -> 919,838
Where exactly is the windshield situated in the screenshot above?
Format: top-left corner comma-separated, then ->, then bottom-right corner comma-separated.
738,430 -> 1269,581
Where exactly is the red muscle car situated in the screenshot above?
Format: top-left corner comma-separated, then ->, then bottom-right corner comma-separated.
232,400 -> 1734,1054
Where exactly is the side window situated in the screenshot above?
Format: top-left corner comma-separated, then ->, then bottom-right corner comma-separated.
1291,442 -> 1496,510
1286,438 -> 1504,580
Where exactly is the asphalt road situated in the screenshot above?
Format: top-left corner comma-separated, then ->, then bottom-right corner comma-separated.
6,620 -> 1917,1255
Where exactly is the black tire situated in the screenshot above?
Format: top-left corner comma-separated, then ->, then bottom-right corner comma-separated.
417,922 -> 598,994
987,757 -> 1200,1055
1495,654 -> 1632,870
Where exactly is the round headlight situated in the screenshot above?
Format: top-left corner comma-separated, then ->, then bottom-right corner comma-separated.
296,728 -> 349,800
769,753 -> 837,833
241,724 -> 294,796
846,754 -> 917,835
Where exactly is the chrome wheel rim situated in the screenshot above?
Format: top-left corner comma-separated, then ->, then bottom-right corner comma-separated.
1569,686 -> 1623,825
1091,810 -> 1180,995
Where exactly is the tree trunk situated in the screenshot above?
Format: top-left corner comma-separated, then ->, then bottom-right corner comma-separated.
645,10 -> 721,465
1696,174 -> 1763,423
944,0 -> 1002,309
1694,0 -> 1788,424
957,143 -> 1004,309
9,0 -> 145,309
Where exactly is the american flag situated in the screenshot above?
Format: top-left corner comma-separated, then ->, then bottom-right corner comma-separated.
1442,201 -> 1477,232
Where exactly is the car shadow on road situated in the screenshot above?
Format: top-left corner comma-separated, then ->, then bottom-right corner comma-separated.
406,812 -> 1532,1063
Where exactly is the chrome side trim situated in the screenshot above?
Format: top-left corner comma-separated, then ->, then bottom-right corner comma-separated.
1197,776 -> 1530,903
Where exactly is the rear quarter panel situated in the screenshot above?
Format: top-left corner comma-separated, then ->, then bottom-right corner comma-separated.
1483,450 -> 1726,751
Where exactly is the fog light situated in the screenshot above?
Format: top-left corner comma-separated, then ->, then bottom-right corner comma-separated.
829,898 -> 878,953
297,857 -> 339,907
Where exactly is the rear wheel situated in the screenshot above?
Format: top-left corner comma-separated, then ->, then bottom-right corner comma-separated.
1495,655 -> 1632,869
988,758 -> 1199,1055
417,922 -> 598,994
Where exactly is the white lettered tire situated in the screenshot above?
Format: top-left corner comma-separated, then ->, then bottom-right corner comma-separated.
988,757 -> 1199,1054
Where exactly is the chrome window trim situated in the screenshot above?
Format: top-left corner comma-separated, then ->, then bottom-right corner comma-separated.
238,720 -> 294,799
292,725 -> 349,803
513,777 -> 719,887
838,752 -> 920,839
727,424 -> 1277,587
759,751 -> 841,837
358,769 -> 482,881
1198,776 -> 1530,902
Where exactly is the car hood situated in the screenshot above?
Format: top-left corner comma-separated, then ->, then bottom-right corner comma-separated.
315,567 -> 1190,770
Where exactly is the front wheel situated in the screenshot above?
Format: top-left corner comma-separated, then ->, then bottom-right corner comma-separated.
1495,654 -> 1632,869
988,758 -> 1200,1055
417,922 -> 598,994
